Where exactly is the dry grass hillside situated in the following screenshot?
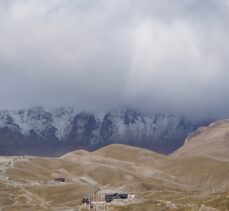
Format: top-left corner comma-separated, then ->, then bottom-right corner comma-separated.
172,120 -> 229,160
0,120 -> 229,210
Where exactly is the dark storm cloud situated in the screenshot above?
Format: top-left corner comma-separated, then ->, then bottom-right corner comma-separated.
0,0 -> 229,120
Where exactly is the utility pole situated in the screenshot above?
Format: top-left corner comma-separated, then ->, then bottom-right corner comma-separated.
89,195 -> 91,211
93,185 -> 95,202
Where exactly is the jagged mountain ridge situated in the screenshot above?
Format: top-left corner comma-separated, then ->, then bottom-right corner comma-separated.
0,106 -> 198,156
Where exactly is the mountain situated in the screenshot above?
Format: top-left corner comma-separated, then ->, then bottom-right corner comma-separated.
0,106 -> 199,156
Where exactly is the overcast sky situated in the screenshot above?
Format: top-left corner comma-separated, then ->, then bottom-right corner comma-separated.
0,0 -> 229,120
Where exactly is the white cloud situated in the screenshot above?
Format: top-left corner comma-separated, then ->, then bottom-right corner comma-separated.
0,0 -> 228,120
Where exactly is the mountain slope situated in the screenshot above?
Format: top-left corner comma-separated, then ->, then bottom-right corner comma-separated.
0,106 -> 198,156
94,144 -> 166,167
171,119 -> 229,160
162,120 -> 229,193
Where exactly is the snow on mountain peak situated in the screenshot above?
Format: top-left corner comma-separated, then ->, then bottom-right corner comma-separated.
0,106 -> 199,155
0,106 -> 76,139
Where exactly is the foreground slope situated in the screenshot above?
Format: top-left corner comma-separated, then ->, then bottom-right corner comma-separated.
0,134 -> 229,210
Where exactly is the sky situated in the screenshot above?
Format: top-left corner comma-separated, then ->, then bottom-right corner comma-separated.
0,0 -> 229,121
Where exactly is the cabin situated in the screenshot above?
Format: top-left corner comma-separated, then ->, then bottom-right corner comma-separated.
105,193 -> 128,202
54,177 -> 65,182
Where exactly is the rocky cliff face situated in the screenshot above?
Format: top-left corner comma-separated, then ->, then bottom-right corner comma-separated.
0,106 -> 199,156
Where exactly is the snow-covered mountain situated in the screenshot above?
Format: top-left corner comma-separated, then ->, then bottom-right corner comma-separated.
0,106 -> 199,156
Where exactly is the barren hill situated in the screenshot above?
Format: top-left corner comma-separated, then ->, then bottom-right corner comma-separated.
93,144 -> 166,167
171,120 -> 229,160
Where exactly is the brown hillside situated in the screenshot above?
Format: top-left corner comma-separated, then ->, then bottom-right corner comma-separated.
171,120 -> 229,160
